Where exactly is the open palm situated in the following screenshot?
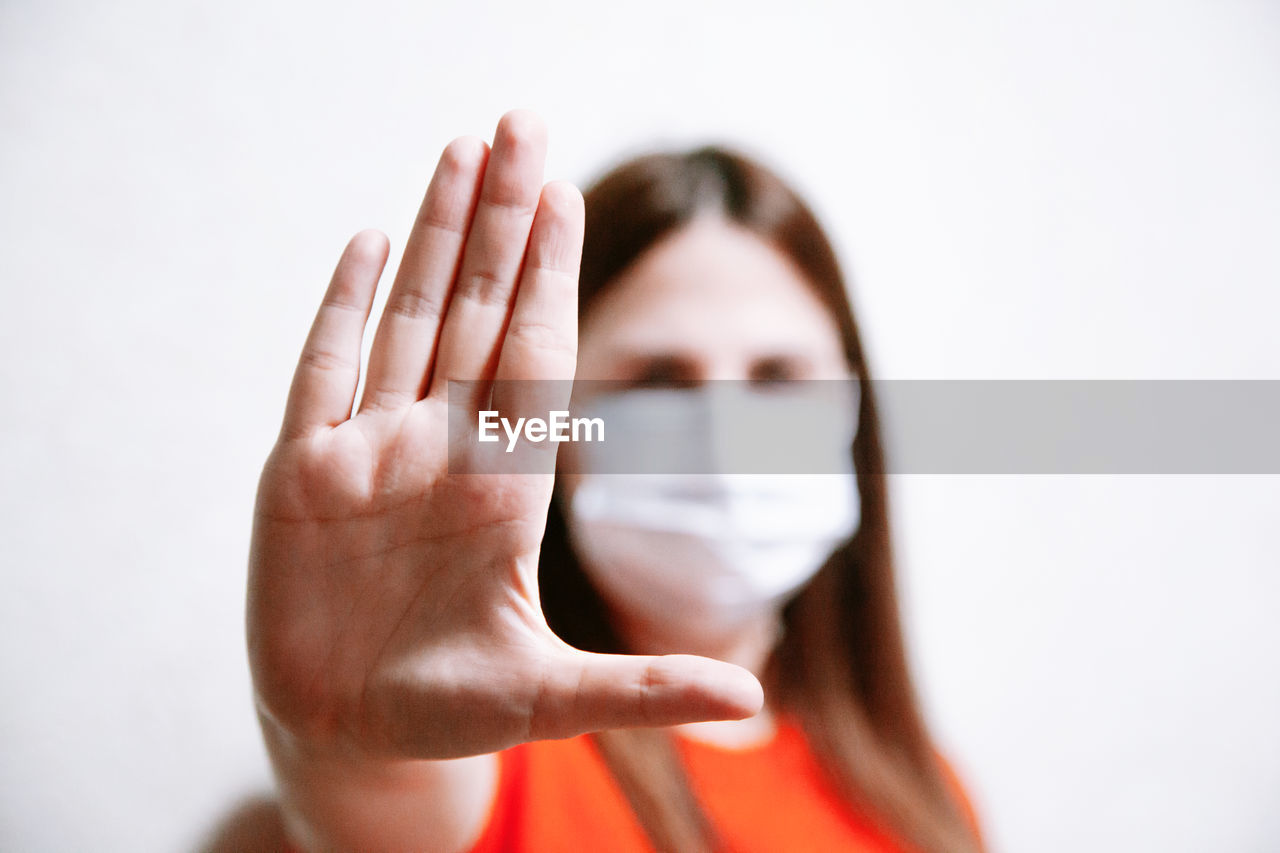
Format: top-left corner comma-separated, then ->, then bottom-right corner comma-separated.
246,112 -> 762,766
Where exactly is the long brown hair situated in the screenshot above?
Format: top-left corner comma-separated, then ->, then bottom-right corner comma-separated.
538,147 -> 981,852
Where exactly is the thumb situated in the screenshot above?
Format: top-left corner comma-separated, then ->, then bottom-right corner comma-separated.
529,651 -> 765,741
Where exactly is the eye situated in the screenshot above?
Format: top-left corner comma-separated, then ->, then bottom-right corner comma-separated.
623,355 -> 701,390
748,356 -> 805,388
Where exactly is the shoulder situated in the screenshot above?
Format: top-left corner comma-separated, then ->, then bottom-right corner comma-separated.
198,795 -> 286,853
934,750 -> 986,847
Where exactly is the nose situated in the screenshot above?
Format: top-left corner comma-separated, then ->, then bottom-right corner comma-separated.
690,354 -> 754,384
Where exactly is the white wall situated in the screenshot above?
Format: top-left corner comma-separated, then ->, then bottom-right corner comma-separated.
1,1 -> 1277,850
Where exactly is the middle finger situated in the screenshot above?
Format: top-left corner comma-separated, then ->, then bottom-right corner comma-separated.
426,110 -> 548,409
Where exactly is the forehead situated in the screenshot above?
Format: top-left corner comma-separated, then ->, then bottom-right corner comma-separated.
578,217 -> 844,357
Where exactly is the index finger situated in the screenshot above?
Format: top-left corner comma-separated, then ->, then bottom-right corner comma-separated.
280,230 -> 390,441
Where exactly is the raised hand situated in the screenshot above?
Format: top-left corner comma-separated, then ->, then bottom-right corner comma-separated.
246,113 -> 763,778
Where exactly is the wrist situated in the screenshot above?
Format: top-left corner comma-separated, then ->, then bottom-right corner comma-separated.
257,709 -> 498,853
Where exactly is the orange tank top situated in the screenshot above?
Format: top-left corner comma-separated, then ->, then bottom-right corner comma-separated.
467,719 -> 981,852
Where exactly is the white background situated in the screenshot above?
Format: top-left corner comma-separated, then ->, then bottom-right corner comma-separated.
2,1 -> 1278,850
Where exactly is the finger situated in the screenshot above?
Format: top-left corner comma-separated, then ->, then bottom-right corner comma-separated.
529,652 -> 765,741
358,137 -> 489,413
280,230 -> 389,441
427,110 -> 548,411
489,180 -> 583,422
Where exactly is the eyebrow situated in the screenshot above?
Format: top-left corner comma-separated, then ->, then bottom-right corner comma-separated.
605,351 -> 823,378
611,353 -> 701,384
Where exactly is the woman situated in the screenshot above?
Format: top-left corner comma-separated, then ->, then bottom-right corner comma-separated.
245,111 -> 984,852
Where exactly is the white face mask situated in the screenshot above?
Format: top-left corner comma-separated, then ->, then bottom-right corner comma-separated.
563,384 -> 861,635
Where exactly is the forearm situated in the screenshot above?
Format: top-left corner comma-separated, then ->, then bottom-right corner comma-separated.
259,711 -> 498,853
